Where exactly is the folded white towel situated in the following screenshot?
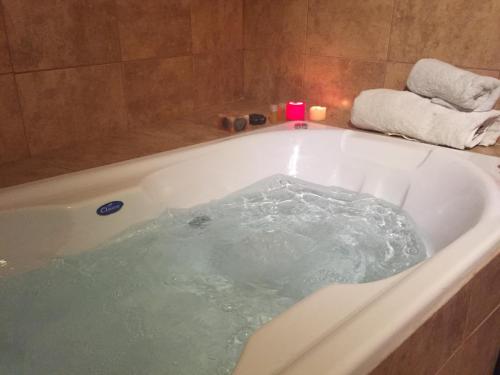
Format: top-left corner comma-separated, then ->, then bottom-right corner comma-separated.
350,89 -> 500,149
407,58 -> 500,112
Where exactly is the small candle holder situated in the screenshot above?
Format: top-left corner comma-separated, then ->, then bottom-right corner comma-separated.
309,106 -> 327,121
286,102 -> 306,121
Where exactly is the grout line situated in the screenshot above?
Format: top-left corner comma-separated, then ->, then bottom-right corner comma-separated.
302,0 -> 310,100
112,0 -> 131,133
192,48 -> 244,58
13,60 -> 124,75
0,1 -> 32,158
242,0 -> 248,97
305,52 -> 387,66
118,62 -> 131,132
435,303 -> 500,375
11,74 -> 32,157
242,0 -> 247,51
0,1 -> 14,73
188,1 -> 198,112
382,0 -> 399,87
12,54 -> 201,76
9,50 -> 496,80
188,0 -> 194,55
112,0 -> 123,62
463,302 -> 500,342
386,0 -> 399,63
385,58 -> 500,72
243,49 -> 500,75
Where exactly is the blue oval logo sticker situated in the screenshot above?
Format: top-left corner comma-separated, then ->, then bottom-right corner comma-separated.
96,201 -> 124,216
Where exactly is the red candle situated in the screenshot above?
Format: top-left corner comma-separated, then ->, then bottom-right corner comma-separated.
286,101 -> 306,121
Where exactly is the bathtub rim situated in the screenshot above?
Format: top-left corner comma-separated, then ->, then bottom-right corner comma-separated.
0,122 -> 499,375
1,122 -> 498,207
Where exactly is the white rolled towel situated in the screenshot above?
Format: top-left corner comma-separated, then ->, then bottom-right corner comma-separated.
407,58 -> 500,112
351,89 -> 500,149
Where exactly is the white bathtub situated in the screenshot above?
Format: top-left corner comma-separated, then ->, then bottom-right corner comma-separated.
1,122 -> 499,374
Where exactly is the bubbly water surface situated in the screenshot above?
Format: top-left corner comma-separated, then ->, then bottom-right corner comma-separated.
0,175 -> 427,375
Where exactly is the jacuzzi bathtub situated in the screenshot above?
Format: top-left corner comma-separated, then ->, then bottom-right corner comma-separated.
1,122 -> 499,374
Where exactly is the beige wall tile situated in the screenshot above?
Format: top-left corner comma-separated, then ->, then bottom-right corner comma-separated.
437,307 -> 500,375
370,288 -> 469,375
122,56 -> 194,130
304,55 -> 385,109
3,0 -> 121,72
389,0 -> 500,69
308,0 -> 393,61
117,0 -> 191,61
464,252 -> 500,336
384,62 -> 413,90
244,49 -> 305,103
244,0 -> 308,52
0,8 -> 11,73
16,64 -> 127,155
194,51 -> 243,108
191,0 -> 243,54
0,74 -> 29,163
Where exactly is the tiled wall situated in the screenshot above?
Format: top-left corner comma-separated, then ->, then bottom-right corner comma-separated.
243,0 -> 500,123
370,252 -> 500,375
0,0 -> 244,163
2,0 -> 499,164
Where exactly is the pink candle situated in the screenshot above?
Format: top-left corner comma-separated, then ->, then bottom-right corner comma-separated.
286,101 -> 306,121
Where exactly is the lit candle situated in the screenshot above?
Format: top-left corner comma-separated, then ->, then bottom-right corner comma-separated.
309,106 -> 327,121
286,101 -> 306,121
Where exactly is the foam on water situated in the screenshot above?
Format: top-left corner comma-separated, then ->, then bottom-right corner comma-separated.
0,175 -> 427,374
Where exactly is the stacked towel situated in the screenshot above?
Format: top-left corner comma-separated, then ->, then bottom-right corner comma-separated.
350,58 -> 500,149
351,89 -> 500,149
407,59 -> 500,112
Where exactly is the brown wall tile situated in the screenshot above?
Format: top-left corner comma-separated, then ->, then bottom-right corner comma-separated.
370,288 -> 469,375
191,0 -> 243,54
464,252 -> 500,336
307,0 -> 393,61
384,62 -> 413,90
304,55 -> 385,109
0,74 -> 29,163
117,0 -> 191,61
122,56 -> 194,130
389,0 -> 500,69
0,8 -> 11,73
16,64 -> 127,155
0,157 -> 70,188
194,51 -> 243,108
244,0 -> 308,51
467,69 -> 500,78
384,63 -> 500,91
244,49 -> 277,102
244,49 -> 305,103
3,0 -> 121,72
437,306 -> 500,375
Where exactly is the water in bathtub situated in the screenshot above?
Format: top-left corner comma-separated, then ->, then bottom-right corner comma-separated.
0,175 -> 427,375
